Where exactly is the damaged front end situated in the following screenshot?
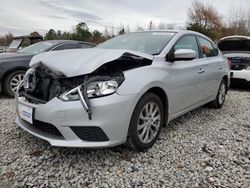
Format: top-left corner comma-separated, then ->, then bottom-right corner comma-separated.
19,66 -> 124,120
18,52 -> 152,120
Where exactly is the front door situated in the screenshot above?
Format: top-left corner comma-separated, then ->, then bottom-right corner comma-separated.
166,35 -> 205,116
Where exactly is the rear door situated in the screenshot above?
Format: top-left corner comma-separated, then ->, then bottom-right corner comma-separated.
197,37 -> 222,100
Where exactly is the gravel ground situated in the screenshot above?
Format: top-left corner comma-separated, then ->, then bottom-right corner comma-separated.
0,89 -> 249,188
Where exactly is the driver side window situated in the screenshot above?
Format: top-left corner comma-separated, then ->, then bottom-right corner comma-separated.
174,36 -> 199,58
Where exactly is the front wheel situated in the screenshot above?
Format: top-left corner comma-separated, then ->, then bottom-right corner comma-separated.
126,92 -> 164,151
210,79 -> 227,108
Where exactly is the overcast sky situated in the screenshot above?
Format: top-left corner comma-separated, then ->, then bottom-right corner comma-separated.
0,0 -> 249,36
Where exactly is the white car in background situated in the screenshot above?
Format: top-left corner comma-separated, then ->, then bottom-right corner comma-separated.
15,30 -> 230,151
218,36 -> 250,85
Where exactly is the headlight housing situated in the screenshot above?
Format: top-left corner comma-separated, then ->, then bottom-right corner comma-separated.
59,76 -> 124,101
87,80 -> 119,98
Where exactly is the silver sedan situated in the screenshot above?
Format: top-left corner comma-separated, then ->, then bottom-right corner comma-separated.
15,30 -> 230,151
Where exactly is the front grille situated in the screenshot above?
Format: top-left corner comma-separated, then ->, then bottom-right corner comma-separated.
71,127 -> 109,142
31,119 -> 64,138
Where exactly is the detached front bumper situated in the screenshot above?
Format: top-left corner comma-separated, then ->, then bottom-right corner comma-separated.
15,93 -> 137,148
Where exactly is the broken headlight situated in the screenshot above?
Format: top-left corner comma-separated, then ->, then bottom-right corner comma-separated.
87,80 -> 119,98
60,79 -> 122,101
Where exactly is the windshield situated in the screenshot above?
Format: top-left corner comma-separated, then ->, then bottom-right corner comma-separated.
98,32 -> 176,55
8,39 -> 23,48
18,41 -> 58,54
218,39 -> 250,52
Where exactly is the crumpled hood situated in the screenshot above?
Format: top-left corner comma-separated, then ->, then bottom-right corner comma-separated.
30,48 -> 153,77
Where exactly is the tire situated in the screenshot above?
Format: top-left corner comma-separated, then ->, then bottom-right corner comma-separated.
3,70 -> 26,97
126,92 -> 164,151
210,79 -> 227,109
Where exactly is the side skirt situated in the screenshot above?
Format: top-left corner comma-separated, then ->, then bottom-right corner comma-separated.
167,96 -> 215,123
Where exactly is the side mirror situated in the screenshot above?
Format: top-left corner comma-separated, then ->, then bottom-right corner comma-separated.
174,49 -> 197,61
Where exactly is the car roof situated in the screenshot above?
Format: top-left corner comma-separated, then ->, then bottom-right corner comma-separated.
129,30 -> 205,35
127,30 -> 213,41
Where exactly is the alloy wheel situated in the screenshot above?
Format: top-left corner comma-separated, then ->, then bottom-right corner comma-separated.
137,102 -> 161,144
10,73 -> 24,93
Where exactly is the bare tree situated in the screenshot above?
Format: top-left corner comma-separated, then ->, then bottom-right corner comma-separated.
103,27 -> 111,39
247,9 -> 250,30
0,32 -> 13,46
158,22 -> 166,30
187,0 -> 224,40
148,21 -> 155,30
166,23 -> 175,29
125,25 -> 131,33
227,4 -> 250,35
110,26 -> 115,37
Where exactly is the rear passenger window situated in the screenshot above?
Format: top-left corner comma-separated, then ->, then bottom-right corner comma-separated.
174,36 -> 199,58
198,37 -> 217,57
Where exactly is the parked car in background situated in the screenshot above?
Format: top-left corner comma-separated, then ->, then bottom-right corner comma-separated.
218,36 -> 250,85
15,30 -> 230,151
6,35 -> 43,53
0,46 -> 7,53
0,40 -> 95,97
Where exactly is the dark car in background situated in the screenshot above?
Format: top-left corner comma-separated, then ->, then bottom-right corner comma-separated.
6,35 -> 43,53
218,36 -> 250,86
0,40 -> 95,97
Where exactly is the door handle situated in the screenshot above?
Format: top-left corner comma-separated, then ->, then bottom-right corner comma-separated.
198,69 -> 205,73
218,66 -> 222,70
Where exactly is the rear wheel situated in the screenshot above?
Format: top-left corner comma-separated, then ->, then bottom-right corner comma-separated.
3,70 -> 25,97
210,79 -> 227,108
126,92 -> 164,151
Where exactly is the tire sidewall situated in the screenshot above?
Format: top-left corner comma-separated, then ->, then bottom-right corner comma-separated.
127,93 -> 164,151
216,79 -> 227,107
3,70 -> 26,97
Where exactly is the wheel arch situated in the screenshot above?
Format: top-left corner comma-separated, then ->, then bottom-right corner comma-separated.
0,67 -> 28,92
146,87 -> 169,124
222,75 -> 229,93
1,66 -> 28,82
